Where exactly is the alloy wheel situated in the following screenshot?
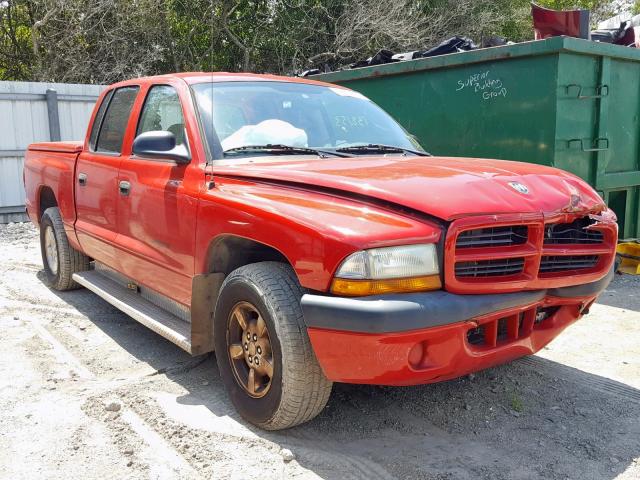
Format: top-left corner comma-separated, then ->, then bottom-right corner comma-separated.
227,301 -> 274,398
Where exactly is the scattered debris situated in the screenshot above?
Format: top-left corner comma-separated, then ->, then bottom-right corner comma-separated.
105,402 -> 122,413
280,448 -> 295,463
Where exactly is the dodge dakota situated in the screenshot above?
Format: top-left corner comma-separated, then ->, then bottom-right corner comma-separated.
24,73 -> 618,430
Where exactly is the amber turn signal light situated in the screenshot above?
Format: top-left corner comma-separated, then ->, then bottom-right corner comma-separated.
330,275 -> 442,296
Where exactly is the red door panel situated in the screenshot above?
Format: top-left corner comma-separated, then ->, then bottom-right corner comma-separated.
115,160 -> 199,305
75,86 -> 140,266
113,83 -> 201,306
74,152 -> 122,265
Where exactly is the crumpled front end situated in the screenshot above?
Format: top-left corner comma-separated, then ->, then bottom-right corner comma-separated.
303,269 -> 613,385
444,208 -> 618,294
302,206 -> 617,386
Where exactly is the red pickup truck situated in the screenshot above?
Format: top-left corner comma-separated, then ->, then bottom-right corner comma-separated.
24,73 -> 618,430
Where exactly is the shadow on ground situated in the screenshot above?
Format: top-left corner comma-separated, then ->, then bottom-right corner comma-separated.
46,273 -> 640,480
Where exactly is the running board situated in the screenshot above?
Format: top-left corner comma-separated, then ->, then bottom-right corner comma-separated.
73,270 -> 192,354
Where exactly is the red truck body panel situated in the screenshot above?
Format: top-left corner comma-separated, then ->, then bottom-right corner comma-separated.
24,142 -> 84,250
23,72 -> 618,386
308,293 -> 595,384
208,155 -> 606,221
105,77 -> 206,305
193,176 -> 442,292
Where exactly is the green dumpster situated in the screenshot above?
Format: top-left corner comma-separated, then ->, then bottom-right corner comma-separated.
315,36 -> 640,240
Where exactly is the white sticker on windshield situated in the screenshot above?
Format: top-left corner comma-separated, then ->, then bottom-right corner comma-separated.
329,87 -> 369,100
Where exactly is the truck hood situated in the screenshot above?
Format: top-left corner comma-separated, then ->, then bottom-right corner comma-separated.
213,156 -> 606,221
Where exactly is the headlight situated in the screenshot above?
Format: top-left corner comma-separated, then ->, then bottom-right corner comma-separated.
331,244 -> 441,296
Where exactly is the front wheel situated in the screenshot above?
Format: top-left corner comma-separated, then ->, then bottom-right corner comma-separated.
214,262 -> 332,430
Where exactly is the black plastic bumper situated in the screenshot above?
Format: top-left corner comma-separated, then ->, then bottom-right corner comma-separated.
301,267 -> 614,334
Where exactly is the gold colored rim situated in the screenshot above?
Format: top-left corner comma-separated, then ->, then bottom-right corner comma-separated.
44,226 -> 58,275
227,301 -> 274,398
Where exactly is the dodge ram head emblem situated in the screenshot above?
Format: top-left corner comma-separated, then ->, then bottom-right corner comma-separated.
508,182 -> 529,194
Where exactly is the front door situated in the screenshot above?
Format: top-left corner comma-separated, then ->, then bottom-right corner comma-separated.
114,84 -> 200,306
75,86 -> 140,267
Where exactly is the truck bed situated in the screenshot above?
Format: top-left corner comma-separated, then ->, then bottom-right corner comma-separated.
27,141 -> 83,154
23,141 -> 83,233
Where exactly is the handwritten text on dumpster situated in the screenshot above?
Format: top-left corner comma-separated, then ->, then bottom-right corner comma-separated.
456,70 -> 507,101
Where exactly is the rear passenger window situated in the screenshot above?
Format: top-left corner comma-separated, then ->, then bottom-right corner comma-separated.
137,85 -> 187,148
88,90 -> 113,150
95,86 -> 139,154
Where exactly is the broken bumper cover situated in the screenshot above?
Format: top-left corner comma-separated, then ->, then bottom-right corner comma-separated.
301,268 -> 613,385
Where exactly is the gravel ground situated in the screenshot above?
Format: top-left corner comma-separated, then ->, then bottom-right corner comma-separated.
1,221 -> 639,480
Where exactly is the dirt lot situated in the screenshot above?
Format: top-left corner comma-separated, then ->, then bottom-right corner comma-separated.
1,222 -> 639,480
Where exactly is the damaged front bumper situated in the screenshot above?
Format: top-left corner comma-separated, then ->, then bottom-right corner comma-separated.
301,268 -> 613,385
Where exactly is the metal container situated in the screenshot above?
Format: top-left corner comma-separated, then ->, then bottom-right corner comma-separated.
315,37 -> 640,240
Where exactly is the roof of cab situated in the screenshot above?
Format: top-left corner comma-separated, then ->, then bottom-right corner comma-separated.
109,72 -> 341,90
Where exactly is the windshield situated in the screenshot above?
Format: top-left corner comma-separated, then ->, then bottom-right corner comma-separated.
191,81 -> 424,157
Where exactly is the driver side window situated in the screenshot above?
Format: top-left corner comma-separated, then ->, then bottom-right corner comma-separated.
137,85 -> 188,149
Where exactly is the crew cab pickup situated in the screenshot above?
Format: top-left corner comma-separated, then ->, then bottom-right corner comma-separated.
24,73 -> 618,430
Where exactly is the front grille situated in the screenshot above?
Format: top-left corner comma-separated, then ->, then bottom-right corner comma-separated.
467,316 -> 524,346
466,305 -> 560,348
544,217 -> 603,245
456,226 -> 528,249
539,255 -> 599,273
455,258 -> 525,278
446,213 -> 616,292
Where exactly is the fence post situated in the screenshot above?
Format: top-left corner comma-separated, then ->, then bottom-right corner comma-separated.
45,89 -> 61,141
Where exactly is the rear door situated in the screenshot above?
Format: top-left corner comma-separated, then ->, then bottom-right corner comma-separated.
75,86 -> 140,266
114,82 -> 201,306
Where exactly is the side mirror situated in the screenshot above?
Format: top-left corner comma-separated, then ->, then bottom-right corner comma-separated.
132,131 -> 190,163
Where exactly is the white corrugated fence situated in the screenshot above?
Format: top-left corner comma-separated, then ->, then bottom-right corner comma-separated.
0,81 -> 106,223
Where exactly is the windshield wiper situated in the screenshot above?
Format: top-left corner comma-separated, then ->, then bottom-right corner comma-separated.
224,144 -> 352,158
334,144 -> 431,157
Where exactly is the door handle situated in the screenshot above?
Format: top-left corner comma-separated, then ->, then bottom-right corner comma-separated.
78,173 -> 87,186
119,180 -> 131,196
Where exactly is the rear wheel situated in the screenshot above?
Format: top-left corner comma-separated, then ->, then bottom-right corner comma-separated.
40,207 -> 90,290
214,262 -> 332,430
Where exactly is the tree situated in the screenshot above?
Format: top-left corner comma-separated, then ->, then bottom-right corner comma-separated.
0,0 -> 633,83
0,0 -> 35,80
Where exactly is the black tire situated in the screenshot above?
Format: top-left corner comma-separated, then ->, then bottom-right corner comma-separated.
40,207 -> 90,290
214,261 -> 332,430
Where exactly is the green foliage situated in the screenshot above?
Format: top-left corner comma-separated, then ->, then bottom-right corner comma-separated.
536,0 -> 601,9
0,0 -> 630,82
0,1 -> 35,80
510,393 -> 524,413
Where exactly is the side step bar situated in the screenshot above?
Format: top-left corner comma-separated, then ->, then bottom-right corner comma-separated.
73,270 -> 193,354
